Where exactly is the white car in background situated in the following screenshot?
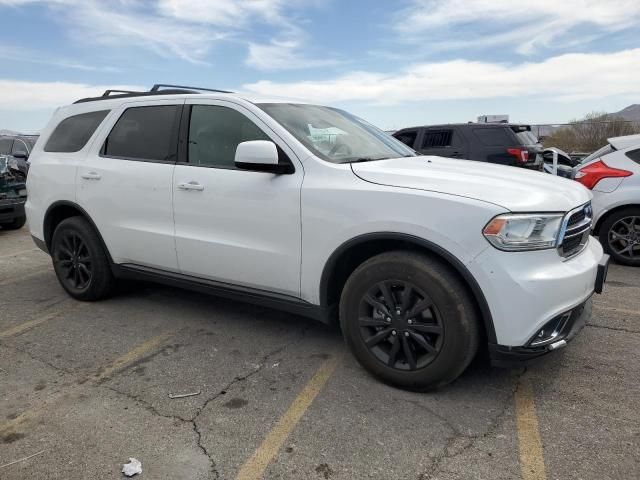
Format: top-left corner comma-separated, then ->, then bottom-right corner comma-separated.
574,134 -> 640,266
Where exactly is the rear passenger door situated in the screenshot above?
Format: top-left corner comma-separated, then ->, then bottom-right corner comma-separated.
76,100 -> 182,271
418,128 -> 468,159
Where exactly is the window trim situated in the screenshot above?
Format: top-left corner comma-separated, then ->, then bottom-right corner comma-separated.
99,104 -> 182,164
176,103 -> 296,173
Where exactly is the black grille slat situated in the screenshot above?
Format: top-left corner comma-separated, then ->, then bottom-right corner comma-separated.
558,203 -> 592,258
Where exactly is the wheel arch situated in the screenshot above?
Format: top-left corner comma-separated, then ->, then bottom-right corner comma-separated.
43,200 -> 114,264
594,203 -> 640,235
319,232 -> 497,343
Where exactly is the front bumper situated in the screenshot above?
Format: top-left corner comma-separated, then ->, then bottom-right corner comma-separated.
489,298 -> 591,367
0,198 -> 26,223
488,253 -> 609,367
470,236 -> 605,347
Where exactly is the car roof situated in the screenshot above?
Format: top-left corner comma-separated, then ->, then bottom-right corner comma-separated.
396,123 -> 529,131
70,84 -> 312,109
607,134 -> 640,151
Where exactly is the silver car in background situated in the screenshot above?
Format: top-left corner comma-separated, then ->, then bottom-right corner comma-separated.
574,134 -> 640,266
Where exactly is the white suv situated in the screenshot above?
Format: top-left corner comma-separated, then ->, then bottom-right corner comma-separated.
26,85 -> 609,390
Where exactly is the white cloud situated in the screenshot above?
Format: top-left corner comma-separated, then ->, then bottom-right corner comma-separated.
246,38 -> 342,71
243,48 -> 640,104
0,80 -> 143,110
396,0 -> 640,54
157,0 -> 288,27
0,0 -> 331,68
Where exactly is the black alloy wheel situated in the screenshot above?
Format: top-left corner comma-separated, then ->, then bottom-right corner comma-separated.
359,280 -> 444,371
340,251 -> 480,391
600,207 -> 640,267
54,231 -> 93,290
51,216 -> 114,300
607,215 -> 640,261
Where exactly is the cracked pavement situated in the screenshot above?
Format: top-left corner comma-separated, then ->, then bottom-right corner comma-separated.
1,228 -> 639,479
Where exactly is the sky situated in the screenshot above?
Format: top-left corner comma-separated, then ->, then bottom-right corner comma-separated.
1,0 -> 639,132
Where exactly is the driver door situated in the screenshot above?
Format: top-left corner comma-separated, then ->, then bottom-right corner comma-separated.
172,100 -> 304,297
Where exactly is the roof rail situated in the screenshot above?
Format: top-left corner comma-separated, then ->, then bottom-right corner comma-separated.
102,89 -> 143,97
73,83 -> 234,104
150,84 -> 233,94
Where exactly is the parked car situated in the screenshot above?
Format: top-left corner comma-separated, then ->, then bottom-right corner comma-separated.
542,147 -> 577,178
26,84 -> 607,390
392,123 -> 543,169
0,155 -> 27,230
0,134 -> 38,175
574,134 -> 640,266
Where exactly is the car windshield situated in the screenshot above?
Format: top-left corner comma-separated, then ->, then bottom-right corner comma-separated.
580,143 -> 615,164
257,103 -> 415,163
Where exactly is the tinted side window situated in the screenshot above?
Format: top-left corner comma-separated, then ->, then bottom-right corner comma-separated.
422,130 -> 453,148
473,128 -> 512,146
394,130 -> 418,148
188,105 -> 270,168
44,110 -> 110,153
626,148 -> 640,164
0,138 -> 12,155
103,105 -> 179,161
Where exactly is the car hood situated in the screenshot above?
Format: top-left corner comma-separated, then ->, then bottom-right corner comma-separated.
351,156 -> 591,212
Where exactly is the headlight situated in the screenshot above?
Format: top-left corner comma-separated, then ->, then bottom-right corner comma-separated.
18,188 -> 27,196
483,213 -> 564,251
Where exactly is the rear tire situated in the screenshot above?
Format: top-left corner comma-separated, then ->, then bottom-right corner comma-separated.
599,207 -> 640,267
339,251 -> 480,391
0,215 -> 26,230
51,216 -> 114,300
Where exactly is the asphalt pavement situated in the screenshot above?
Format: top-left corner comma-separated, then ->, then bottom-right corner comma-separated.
1,227 -> 638,479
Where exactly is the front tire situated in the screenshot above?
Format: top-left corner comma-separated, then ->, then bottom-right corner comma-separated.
340,251 -> 480,391
51,216 -> 114,300
599,207 -> 640,267
0,215 -> 26,230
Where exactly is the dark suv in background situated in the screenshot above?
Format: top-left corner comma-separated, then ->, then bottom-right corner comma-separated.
393,123 -> 543,170
0,134 -> 36,230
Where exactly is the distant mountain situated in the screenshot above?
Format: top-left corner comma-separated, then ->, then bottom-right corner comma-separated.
609,104 -> 640,122
0,129 -> 19,136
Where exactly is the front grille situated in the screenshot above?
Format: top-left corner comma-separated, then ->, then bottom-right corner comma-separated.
558,203 -> 592,258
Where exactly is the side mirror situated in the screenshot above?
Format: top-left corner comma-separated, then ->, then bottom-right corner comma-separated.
13,151 -> 28,159
235,140 -> 293,174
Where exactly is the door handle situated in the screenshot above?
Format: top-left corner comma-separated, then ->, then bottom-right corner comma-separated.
81,172 -> 101,180
178,181 -> 205,191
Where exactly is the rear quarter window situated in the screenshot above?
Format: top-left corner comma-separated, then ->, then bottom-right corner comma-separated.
472,128 -> 512,146
626,148 -> 640,164
44,110 -> 110,153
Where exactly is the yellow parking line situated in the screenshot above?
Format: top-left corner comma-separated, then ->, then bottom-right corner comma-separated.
236,354 -> 342,480
95,332 -> 174,382
0,302 -> 78,339
593,305 -> 640,317
0,332 -> 174,436
515,375 -> 547,480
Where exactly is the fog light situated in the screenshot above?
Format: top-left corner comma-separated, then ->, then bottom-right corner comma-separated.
530,312 -> 571,347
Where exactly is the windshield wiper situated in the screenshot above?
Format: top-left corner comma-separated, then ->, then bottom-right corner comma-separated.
343,156 -> 391,164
